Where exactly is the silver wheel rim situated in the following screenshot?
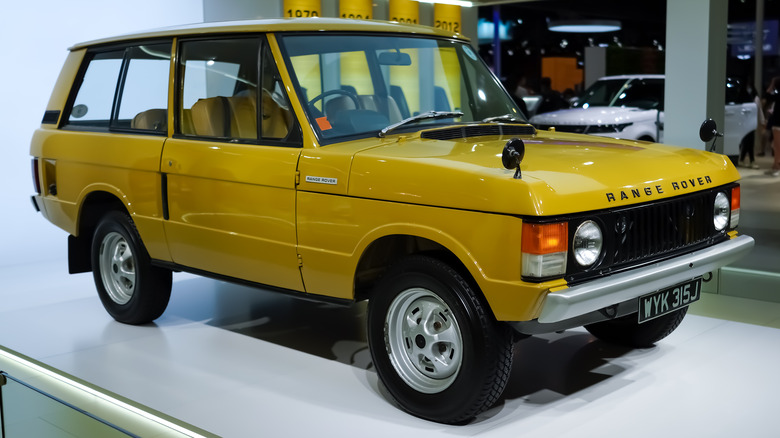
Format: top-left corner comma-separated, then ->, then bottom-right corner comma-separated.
384,288 -> 463,394
99,231 -> 136,305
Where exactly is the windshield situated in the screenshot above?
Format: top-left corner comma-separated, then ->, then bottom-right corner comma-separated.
279,33 -> 523,143
575,78 -> 664,110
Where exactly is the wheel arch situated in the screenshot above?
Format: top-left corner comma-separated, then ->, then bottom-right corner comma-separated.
353,233 -> 480,303
68,190 -> 129,274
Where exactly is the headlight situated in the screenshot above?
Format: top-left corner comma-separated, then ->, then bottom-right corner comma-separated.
713,192 -> 730,231
573,220 -> 603,266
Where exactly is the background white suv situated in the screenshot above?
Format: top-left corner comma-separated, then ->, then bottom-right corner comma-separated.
529,74 -> 757,160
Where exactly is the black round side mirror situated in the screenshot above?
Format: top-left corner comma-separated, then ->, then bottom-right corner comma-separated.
502,138 -> 525,179
699,118 -> 718,143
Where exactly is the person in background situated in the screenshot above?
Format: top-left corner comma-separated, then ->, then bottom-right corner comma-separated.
764,76 -> 780,176
513,75 -> 532,99
505,75 -> 530,118
536,77 -> 569,114
740,88 -> 762,169
758,90 -> 772,157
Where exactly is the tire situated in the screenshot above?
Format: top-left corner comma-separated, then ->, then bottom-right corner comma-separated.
367,255 -> 513,424
91,210 -> 172,325
584,307 -> 688,348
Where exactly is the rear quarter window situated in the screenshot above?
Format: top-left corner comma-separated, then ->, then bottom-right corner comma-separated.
68,50 -> 124,125
65,41 -> 172,132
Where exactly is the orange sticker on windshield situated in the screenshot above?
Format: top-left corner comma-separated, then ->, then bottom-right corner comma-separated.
316,117 -> 332,130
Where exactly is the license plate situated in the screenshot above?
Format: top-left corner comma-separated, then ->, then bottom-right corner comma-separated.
638,278 -> 701,324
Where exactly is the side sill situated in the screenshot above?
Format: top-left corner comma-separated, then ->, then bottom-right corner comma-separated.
151,260 -> 355,308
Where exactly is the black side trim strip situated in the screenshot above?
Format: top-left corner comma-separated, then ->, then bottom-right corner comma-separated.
151,260 -> 355,307
42,110 -> 60,124
161,173 -> 169,220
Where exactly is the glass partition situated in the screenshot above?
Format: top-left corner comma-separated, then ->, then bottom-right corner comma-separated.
0,347 -> 215,438
0,372 -> 135,437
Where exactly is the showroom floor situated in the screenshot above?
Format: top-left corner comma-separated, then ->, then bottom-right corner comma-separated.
1,258 -> 779,437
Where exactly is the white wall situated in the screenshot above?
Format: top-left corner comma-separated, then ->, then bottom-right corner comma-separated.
0,1 -> 203,268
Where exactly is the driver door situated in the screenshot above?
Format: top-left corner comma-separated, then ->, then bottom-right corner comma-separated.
161,35 -> 304,291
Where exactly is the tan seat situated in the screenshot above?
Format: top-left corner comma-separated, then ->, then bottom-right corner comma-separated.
325,95 -> 357,119
190,97 -> 231,137
188,91 -> 291,140
227,94 -> 258,139
131,109 -> 167,131
359,95 -> 403,123
324,94 -> 402,124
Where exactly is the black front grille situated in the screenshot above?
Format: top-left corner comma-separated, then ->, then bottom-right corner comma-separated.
562,186 -> 734,285
610,193 -> 712,265
421,124 -> 536,140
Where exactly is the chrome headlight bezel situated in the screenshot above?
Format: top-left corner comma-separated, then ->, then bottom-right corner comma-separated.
572,220 -> 603,267
713,191 -> 730,231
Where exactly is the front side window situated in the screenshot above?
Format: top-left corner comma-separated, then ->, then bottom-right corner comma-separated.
575,79 -> 628,108
279,34 -> 522,143
177,37 -> 296,143
576,78 -> 664,110
614,79 -> 664,110
66,42 -> 172,132
726,78 -> 752,104
179,38 -> 260,140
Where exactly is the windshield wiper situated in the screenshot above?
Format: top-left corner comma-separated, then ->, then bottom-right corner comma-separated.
481,113 -> 526,123
378,110 -> 464,138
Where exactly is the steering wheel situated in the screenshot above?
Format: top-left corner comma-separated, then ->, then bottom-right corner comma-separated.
308,89 -> 361,114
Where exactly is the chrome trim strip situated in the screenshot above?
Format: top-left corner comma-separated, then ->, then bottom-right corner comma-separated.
537,235 -> 755,323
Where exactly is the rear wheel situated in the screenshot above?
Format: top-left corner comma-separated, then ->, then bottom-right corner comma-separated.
91,211 -> 172,325
584,307 -> 688,348
367,255 -> 513,424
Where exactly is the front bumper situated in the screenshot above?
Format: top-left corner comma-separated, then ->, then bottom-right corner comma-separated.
537,234 -> 755,324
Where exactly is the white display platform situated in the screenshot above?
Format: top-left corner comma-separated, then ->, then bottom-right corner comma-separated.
2,260 -> 779,437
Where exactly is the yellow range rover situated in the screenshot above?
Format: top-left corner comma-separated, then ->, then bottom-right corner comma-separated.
31,19 -> 753,423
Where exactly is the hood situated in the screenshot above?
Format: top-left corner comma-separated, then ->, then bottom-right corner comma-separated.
530,106 -> 657,126
348,129 -> 739,217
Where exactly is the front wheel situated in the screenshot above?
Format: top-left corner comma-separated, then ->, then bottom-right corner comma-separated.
91,211 -> 172,325
367,256 -> 513,424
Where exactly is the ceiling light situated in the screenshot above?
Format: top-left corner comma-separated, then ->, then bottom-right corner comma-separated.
548,20 -> 621,33
415,0 -> 473,7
